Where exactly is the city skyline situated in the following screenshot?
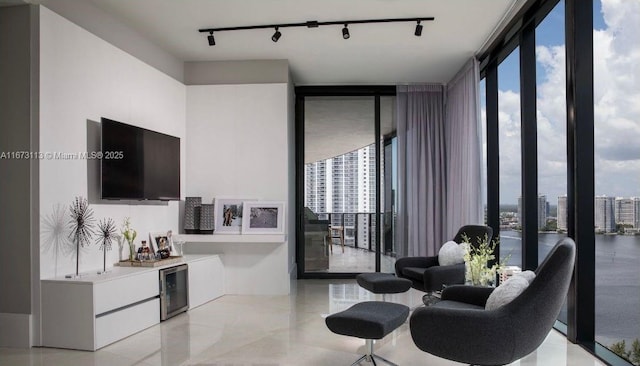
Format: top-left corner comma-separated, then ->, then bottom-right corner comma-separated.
505,193 -> 640,234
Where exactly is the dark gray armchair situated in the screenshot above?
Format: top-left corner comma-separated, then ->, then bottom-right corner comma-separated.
409,238 -> 576,366
395,225 -> 493,293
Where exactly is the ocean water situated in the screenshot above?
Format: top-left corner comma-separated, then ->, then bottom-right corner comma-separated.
500,230 -> 640,347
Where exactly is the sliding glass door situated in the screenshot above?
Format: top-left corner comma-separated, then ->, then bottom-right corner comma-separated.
296,88 -> 396,277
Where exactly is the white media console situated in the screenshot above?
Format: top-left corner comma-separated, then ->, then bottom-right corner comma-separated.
41,255 -> 223,351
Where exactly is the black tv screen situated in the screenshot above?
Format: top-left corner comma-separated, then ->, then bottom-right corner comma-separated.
101,118 -> 180,200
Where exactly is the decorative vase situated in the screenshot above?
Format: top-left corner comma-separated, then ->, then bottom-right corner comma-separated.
128,241 -> 136,261
118,237 -> 125,261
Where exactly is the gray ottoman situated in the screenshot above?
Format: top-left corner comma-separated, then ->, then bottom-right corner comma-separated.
357,273 -> 412,301
326,301 -> 409,366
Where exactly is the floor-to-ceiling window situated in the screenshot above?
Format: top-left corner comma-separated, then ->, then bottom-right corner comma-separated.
382,96 -> 398,266
480,78 -> 488,225
481,0 -> 636,363
593,0 -> 640,362
497,48 -> 523,268
536,0 -> 569,324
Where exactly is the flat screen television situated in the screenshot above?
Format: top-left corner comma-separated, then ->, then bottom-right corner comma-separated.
101,118 -> 180,200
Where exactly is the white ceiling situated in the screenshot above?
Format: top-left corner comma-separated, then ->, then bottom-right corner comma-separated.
304,96 -> 396,163
45,0 -> 519,85
21,0 -> 520,163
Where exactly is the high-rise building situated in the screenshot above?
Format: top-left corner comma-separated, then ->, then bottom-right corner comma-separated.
305,144 -> 377,247
615,197 -> 635,226
635,197 -> 640,229
538,195 -> 548,230
595,195 -> 616,233
304,160 -> 327,214
557,195 -> 568,231
517,195 -> 548,230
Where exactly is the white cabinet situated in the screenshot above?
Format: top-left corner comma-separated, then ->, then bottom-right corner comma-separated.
41,255 -> 222,351
94,271 -> 159,314
41,268 -> 159,351
188,255 -> 224,309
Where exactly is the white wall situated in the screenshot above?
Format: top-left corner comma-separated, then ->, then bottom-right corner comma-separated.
186,84 -> 290,295
35,0 -> 184,82
38,6 -> 186,279
184,60 -> 289,85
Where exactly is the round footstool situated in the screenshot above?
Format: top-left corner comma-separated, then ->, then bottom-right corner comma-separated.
326,301 -> 409,366
357,273 -> 412,301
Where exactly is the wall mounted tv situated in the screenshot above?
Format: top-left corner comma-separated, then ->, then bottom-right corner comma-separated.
101,118 -> 180,201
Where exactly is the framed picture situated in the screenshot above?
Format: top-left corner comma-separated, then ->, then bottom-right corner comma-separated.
241,201 -> 285,234
214,197 -> 253,234
149,231 -> 176,256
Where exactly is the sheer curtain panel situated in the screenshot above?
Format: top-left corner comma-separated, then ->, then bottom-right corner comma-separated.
396,59 -> 483,258
396,84 -> 446,257
445,58 -> 484,239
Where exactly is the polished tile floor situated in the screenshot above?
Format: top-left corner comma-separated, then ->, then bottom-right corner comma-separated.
1,280 -> 605,366
316,244 -> 396,273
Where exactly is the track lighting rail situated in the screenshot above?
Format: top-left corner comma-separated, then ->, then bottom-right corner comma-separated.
199,16 -> 434,45
199,17 -> 434,33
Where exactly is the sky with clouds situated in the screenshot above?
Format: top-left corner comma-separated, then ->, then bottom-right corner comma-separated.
483,0 -> 640,205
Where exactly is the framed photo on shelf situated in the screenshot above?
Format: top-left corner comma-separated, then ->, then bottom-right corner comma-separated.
149,230 -> 176,256
214,197 -> 253,234
241,201 -> 285,234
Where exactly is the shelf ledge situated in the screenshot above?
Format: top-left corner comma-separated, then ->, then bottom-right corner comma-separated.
175,234 -> 286,243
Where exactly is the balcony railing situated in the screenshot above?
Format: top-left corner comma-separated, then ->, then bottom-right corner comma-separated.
313,212 -> 395,255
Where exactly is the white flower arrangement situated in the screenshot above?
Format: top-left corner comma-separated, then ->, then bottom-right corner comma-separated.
462,234 -> 509,287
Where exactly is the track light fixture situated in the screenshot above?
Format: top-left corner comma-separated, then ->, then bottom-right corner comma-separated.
199,16 -> 434,46
271,27 -> 282,42
415,21 -> 423,36
342,24 -> 350,39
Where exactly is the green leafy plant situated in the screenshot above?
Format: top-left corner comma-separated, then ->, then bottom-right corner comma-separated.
632,338 -> 640,365
462,234 -> 507,286
611,340 -> 631,362
615,338 -> 640,366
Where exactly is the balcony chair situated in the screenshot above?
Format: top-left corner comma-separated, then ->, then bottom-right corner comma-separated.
303,207 -> 330,271
328,224 -> 345,253
395,225 -> 493,294
409,238 -> 576,365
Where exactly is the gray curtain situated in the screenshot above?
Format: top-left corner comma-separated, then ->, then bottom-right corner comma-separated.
396,84 -> 446,257
445,58 -> 484,238
396,59 -> 483,258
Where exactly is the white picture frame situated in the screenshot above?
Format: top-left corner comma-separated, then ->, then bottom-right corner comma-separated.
214,197 -> 253,234
149,230 -> 176,256
241,201 -> 285,234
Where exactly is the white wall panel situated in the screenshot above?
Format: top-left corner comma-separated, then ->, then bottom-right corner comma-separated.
186,84 -> 290,295
38,7 -> 186,279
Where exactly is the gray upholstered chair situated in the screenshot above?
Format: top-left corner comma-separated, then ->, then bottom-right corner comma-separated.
395,225 -> 493,293
409,238 -> 576,366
